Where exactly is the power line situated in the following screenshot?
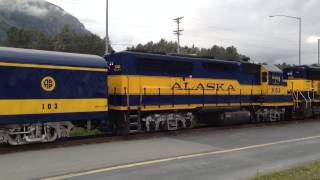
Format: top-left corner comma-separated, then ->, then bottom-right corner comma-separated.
173,16 -> 184,54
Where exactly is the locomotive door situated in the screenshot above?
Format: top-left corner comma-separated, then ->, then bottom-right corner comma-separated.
126,75 -> 131,107
261,67 -> 269,95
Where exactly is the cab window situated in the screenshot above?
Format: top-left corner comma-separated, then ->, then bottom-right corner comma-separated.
271,75 -> 281,85
262,72 -> 268,83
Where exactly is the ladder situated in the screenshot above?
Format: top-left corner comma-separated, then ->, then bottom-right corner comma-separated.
126,90 -> 142,133
128,107 -> 141,133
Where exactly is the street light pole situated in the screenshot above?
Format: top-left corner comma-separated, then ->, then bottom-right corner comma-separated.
269,15 -> 302,65
299,17 -> 301,66
318,39 -> 320,65
105,0 -> 109,54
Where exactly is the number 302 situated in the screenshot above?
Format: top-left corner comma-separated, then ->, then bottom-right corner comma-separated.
42,103 -> 58,110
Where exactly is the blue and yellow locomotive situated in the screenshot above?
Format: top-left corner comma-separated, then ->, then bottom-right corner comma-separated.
0,47 -> 108,145
106,52 -> 293,134
284,66 -> 320,117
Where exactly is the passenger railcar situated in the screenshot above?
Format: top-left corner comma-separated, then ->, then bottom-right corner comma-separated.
106,52 -> 293,134
0,47 -> 108,145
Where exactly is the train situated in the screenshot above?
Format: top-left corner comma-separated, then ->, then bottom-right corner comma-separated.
0,47 -> 318,145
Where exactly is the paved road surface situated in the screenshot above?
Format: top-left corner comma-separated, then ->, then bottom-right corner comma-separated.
1,121 -> 320,180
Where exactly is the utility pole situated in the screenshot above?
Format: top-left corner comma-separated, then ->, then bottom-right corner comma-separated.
318,39 -> 320,65
173,17 -> 184,54
105,0 -> 109,54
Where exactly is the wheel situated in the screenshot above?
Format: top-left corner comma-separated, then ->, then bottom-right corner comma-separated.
45,127 -> 58,142
8,134 -> 25,146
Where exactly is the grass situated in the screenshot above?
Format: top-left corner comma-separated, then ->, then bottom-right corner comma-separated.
70,127 -> 102,137
252,161 -> 320,180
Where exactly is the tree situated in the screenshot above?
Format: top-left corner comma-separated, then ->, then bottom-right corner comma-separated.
75,34 -> 105,55
32,32 -> 54,50
225,46 -> 239,60
3,26 -> 112,56
6,27 -> 35,48
53,25 -> 111,56
128,39 -> 249,61
5,27 -> 54,50
53,25 -> 76,52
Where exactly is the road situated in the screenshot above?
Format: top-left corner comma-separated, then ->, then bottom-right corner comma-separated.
1,121 -> 320,180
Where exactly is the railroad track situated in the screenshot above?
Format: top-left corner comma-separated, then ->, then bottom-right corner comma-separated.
0,118 -> 318,155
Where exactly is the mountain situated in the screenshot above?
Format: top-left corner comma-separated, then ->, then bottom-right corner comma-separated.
0,0 -> 91,42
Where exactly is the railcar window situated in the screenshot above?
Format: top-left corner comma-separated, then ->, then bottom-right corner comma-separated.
242,63 -> 260,74
307,69 -> 320,80
262,72 -> 268,82
137,58 -> 192,74
202,62 -> 235,71
166,61 -> 192,73
137,58 -> 163,72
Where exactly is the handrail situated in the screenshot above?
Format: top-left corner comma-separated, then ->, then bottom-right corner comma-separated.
313,90 -> 315,100
292,91 -> 299,109
299,91 -> 307,102
307,91 -> 312,102
299,91 -> 309,109
292,91 -> 298,101
307,91 -> 312,108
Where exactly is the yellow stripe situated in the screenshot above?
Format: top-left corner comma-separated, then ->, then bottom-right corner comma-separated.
0,99 -> 108,116
0,62 -> 107,72
108,75 -> 289,96
42,134 -> 320,180
108,75 -> 293,111
109,102 -> 293,111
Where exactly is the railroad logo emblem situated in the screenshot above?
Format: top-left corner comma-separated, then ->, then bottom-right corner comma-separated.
41,76 -> 56,92
114,64 -> 121,72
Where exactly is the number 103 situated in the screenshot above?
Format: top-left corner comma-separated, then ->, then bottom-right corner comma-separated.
42,103 -> 58,110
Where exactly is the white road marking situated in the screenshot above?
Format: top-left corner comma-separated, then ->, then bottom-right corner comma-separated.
42,134 -> 320,180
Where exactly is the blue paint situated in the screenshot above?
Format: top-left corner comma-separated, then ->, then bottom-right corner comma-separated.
0,47 -> 107,68
105,51 -> 261,85
109,94 -> 292,107
0,66 -> 107,99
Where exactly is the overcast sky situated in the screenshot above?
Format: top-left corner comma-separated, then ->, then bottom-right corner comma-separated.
47,0 -> 320,65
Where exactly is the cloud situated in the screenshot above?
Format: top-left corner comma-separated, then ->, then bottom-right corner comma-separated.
0,0 -> 50,17
44,0 -> 320,65
306,36 -> 320,44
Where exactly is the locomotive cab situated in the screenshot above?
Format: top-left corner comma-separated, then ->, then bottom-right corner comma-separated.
261,64 -> 287,96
